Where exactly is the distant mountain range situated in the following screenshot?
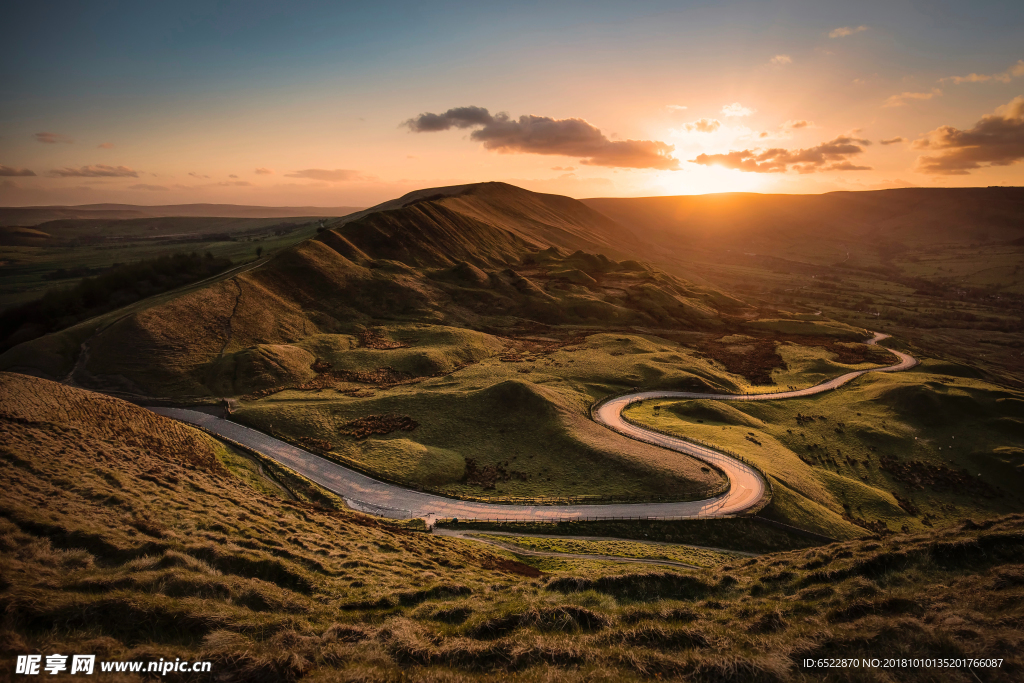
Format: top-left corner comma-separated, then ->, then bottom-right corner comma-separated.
0,203 -> 366,225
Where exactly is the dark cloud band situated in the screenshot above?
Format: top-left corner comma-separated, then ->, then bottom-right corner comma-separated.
404,106 -> 680,170
689,135 -> 872,173
913,96 -> 1024,175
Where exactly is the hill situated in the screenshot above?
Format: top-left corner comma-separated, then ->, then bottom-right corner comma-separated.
583,187 -> 1024,250
0,182 -> 744,399
340,182 -> 655,261
2,372 -> 1023,682
584,188 -> 1024,387
0,203 -> 365,226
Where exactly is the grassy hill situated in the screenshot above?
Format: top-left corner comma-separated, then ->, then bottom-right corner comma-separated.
0,183 -> 764,502
0,183 -> 745,399
585,188 -> 1024,387
625,359 -> 1024,539
3,373 -> 1023,682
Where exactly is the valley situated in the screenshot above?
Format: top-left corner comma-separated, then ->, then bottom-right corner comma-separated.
1,182 -> 1022,682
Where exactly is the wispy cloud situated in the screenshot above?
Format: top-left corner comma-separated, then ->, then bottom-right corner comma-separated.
770,54 -> 792,65
690,134 -> 872,173
880,136 -> 906,145
284,169 -> 364,181
913,96 -> 1024,175
666,104 -> 688,111
783,120 -> 812,130
682,118 -> 722,133
829,25 -> 868,38
97,142 -> 114,149
34,132 -> 74,144
0,165 -> 36,177
188,172 -> 210,179
404,106 -> 680,169
254,167 -> 273,175
47,164 -> 139,178
127,183 -> 169,191
228,174 -> 239,178
721,103 -> 756,117
883,89 -> 941,107
940,59 -> 1024,85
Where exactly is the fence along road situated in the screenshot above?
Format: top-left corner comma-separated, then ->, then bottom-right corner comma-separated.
151,333 -> 916,524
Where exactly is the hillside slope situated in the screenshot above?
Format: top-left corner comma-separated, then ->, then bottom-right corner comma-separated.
2,372 -> 1023,683
0,183 -> 743,398
338,182 -> 654,260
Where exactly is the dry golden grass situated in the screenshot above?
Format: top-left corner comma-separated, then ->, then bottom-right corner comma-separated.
2,372 -> 1024,682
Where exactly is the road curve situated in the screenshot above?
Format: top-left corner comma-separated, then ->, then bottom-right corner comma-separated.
151,333 -> 916,523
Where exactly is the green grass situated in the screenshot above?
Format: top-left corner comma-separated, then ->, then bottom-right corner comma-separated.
234,325 -> 888,501
0,218 -> 322,309
624,363 -> 1024,538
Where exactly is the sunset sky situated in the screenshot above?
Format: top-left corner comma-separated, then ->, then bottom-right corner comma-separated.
2,0 -> 1023,207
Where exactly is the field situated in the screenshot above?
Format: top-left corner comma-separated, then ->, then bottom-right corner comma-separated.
0,216 -> 333,309
3,372 -> 1024,682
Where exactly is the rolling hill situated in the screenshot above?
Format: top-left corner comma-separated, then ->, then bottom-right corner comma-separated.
0,182 -> 745,399
583,187 -> 1024,252
585,188 -> 1024,387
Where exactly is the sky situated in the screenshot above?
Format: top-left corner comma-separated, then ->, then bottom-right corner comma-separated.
1,0 -> 1023,207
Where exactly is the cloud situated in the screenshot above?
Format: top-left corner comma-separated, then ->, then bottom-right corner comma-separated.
34,132 -> 73,144
784,120 -> 812,130
403,105 -> 494,132
883,89 -> 941,107
912,95 -> 1024,175
217,180 -> 253,186
722,103 -> 755,117
683,118 -> 722,133
689,134 -> 872,173
228,174 -> 239,178
880,136 -> 906,145
127,183 -> 169,191
403,106 -> 680,169
284,169 -> 364,181
941,59 -> 1024,85
666,104 -> 688,111
47,164 -> 139,178
770,54 -> 792,65
0,165 -> 36,177
97,142 -> 114,149
188,172 -> 210,179
255,167 -> 274,175
829,25 -> 868,38
551,166 -> 575,171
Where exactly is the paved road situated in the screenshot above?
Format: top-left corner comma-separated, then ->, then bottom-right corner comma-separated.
151,333 -> 916,523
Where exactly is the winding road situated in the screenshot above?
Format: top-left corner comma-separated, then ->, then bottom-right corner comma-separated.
151,333 -> 916,524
